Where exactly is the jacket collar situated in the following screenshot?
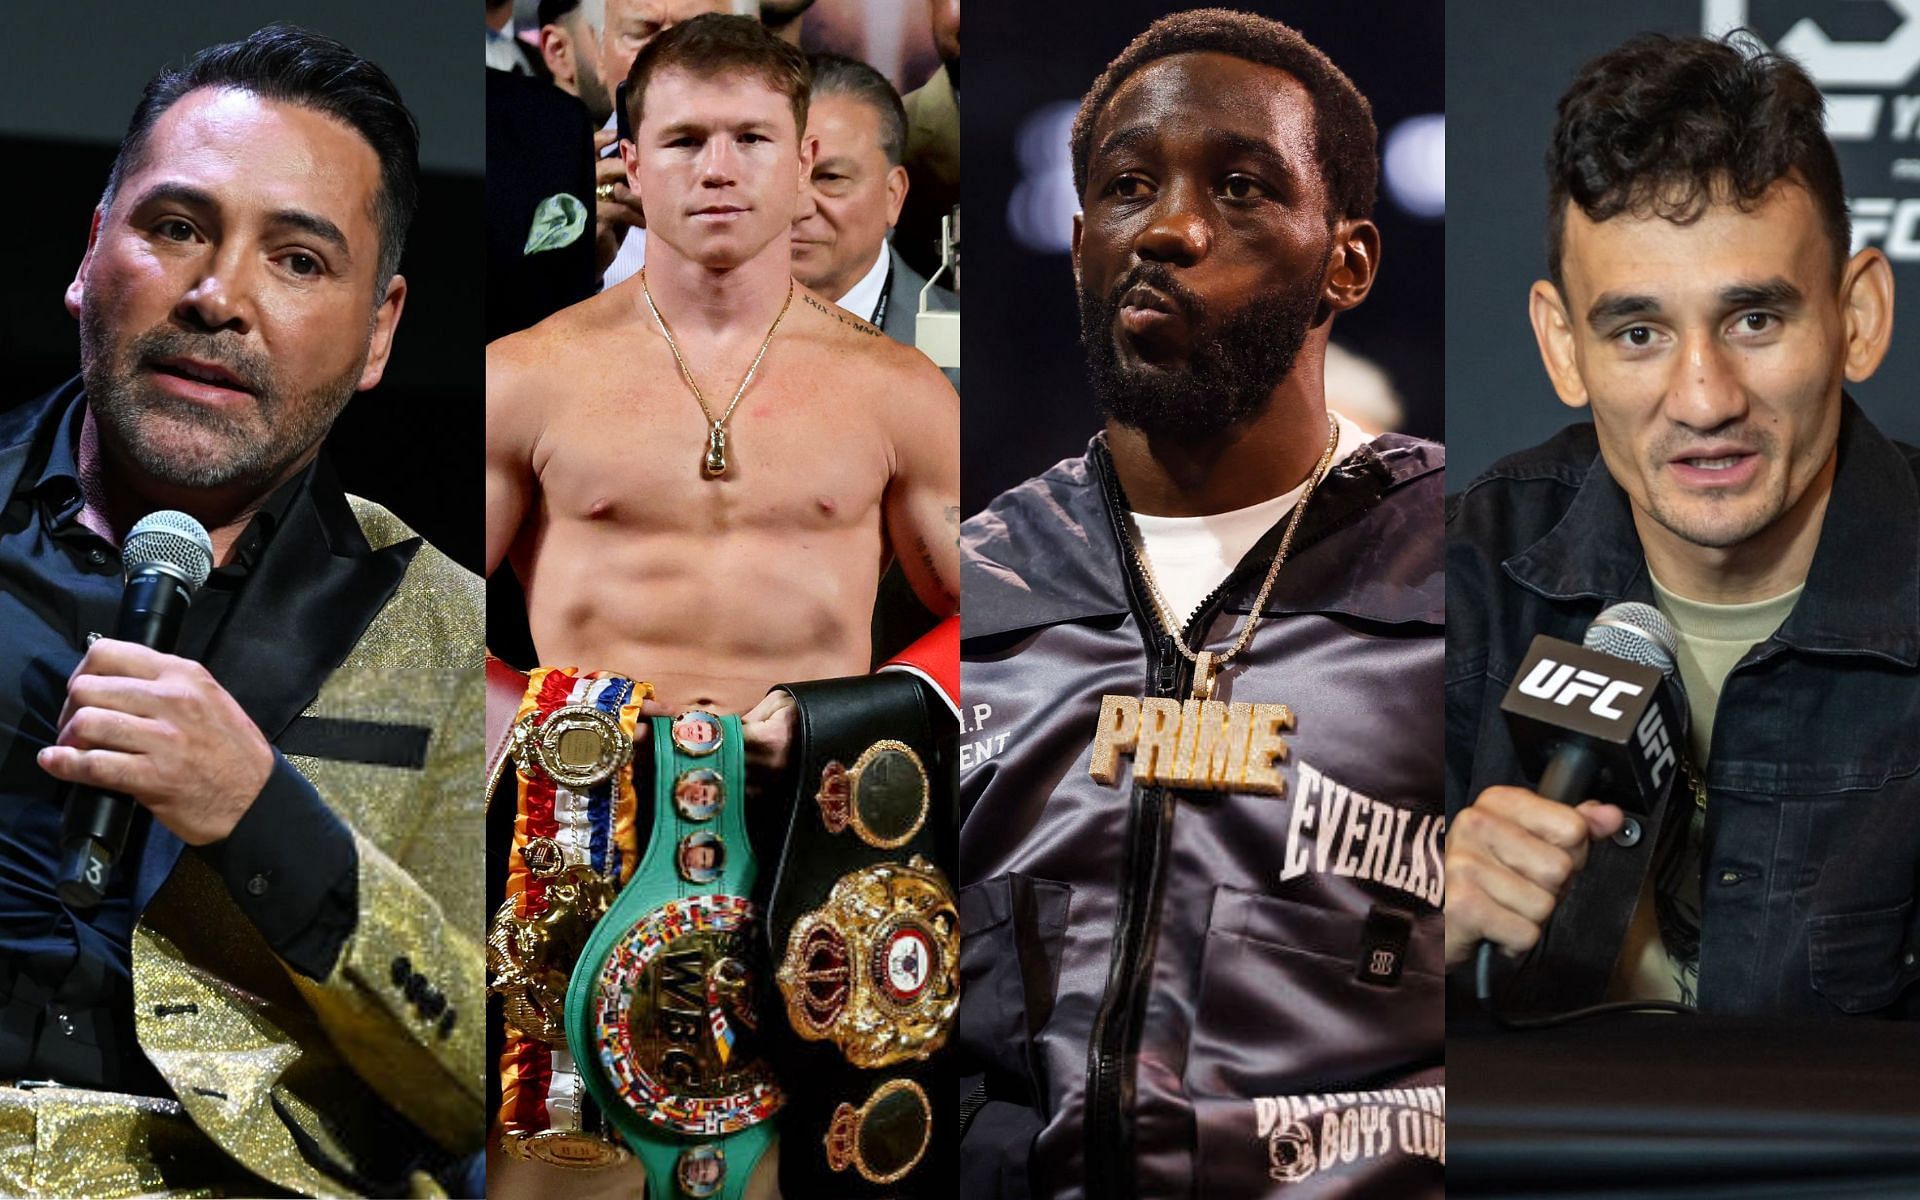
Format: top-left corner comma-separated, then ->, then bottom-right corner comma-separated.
961,427 -> 1443,640
1,377 -> 309,569
130,451 -> 418,913
888,243 -> 931,300
1504,397 -> 1920,666
0,379 -> 418,911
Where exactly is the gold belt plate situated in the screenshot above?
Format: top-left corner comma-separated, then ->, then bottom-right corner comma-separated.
776,856 -> 959,1068
816,739 -> 931,849
825,1077 -> 932,1185
512,703 -> 632,789
593,895 -> 785,1135
487,866 -> 617,1043
499,1128 -> 632,1169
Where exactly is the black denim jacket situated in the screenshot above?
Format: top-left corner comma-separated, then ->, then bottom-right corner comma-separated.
1446,399 -> 1920,1018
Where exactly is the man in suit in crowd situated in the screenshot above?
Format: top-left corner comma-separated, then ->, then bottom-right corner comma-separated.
537,0 -> 616,122
791,52 -> 959,389
487,0 -> 547,78
485,61 -> 598,342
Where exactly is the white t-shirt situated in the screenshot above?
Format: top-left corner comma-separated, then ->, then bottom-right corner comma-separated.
1129,413 -> 1372,627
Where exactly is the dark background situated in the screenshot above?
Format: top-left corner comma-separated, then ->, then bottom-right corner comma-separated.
961,0 -> 1445,516
0,2 -> 481,573
1447,0 -> 1920,485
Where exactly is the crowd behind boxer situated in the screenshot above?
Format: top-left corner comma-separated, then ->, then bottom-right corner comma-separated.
483,0 -> 959,345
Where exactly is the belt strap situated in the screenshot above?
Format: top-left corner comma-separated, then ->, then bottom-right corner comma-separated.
493,668 -> 649,1166
565,713 -> 780,1200
765,673 -> 959,1194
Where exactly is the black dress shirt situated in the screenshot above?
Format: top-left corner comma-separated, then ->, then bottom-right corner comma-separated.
0,391 -> 357,1091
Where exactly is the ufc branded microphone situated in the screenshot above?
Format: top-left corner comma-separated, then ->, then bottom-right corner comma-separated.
1499,602 -> 1681,812
57,511 -> 214,909
1474,602 -> 1684,1005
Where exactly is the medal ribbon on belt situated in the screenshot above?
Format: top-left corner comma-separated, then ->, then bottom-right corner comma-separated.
497,667 -> 649,1159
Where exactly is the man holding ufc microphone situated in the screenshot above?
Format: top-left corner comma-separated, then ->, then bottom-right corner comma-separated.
1446,32 -> 1919,1020
0,25 -> 482,1195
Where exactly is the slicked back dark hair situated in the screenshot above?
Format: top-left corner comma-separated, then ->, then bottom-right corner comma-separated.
807,52 -> 908,166
102,23 -> 419,293
1069,8 -> 1377,222
625,14 -> 812,147
1546,32 -> 1848,292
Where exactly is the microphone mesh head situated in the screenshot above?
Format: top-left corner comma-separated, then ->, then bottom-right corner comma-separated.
1584,601 -> 1678,674
124,511 -> 214,591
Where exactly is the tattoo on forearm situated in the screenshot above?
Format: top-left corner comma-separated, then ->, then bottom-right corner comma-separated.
804,292 -> 882,335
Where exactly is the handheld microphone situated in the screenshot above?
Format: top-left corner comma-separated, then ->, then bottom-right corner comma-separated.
1474,602 -> 1684,1008
1502,602 -> 1681,813
56,511 -> 213,909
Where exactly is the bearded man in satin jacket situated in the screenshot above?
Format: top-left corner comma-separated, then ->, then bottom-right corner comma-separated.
957,11 -> 1444,1199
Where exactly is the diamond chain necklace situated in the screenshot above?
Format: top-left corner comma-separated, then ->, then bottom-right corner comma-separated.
1123,413 -> 1340,702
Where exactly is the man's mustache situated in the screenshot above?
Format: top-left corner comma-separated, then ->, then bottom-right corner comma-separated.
131,329 -> 272,398
1105,263 -> 1206,325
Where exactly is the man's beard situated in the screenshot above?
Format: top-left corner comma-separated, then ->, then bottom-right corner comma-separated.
1079,248 -> 1329,440
78,300 -> 362,492
577,60 -> 615,126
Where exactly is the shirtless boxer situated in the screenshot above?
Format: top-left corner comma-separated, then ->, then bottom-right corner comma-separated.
485,15 -> 957,1199
488,24 -> 958,719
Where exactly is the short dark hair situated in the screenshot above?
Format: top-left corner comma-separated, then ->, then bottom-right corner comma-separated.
1069,8 -> 1378,222
806,52 -> 907,166
537,0 -> 582,28
102,23 -> 420,291
1545,33 -> 1849,291
624,14 -> 811,145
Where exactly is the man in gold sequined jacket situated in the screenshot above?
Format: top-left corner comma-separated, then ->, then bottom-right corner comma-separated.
0,25 -> 482,1198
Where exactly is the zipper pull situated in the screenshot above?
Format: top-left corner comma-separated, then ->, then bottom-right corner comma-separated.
1155,636 -> 1178,696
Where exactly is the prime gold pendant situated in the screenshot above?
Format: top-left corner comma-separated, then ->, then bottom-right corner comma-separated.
1088,695 -> 1293,793
704,424 -> 728,477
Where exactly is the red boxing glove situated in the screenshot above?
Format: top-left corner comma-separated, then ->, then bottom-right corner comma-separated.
880,616 -> 958,718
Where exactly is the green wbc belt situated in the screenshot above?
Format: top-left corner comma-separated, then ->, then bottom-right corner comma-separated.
564,712 -> 781,1200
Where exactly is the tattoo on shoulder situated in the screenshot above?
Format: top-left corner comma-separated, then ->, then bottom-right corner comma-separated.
803,292 -> 883,336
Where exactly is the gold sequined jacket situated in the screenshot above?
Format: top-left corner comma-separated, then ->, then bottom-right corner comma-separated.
0,382 -> 486,1196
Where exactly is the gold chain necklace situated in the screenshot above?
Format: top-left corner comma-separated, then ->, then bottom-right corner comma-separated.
1126,412 -> 1340,702
640,269 -> 794,477
1088,414 -> 1341,795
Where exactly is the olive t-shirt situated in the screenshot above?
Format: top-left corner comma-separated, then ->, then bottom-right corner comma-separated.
1609,574 -> 1803,1004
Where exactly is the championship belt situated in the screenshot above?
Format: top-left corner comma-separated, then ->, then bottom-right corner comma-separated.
564,713 -> 782,1200
490,667 -> 649,1168
766,658 -> 960,1195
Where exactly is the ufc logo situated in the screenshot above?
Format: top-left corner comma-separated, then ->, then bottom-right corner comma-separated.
1636,705 -> 1677,789
1517,658 -> 1645,720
